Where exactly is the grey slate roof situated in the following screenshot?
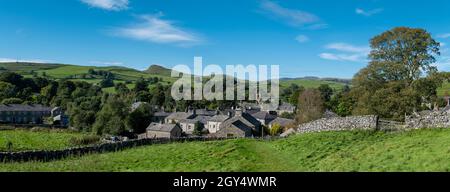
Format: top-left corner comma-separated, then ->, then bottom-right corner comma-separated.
166,112 -> 196,121
0,104 -> 52,112
208,115 -> 230,122
251,111 -> 277,121
195,109 -> 217,116
146,123 -> 179,132
154,111 -> 171,117
193,115 -> 212,124
221,112 -> 261,130
278,103 -> 296,111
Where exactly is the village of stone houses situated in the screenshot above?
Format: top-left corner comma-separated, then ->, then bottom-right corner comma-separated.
0,27 -> 449,172
1,0 -> 450,172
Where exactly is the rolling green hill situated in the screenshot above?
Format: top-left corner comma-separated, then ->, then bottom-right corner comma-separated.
0,62 -> 177,93
280,78 -> 348,91
0,62 -> 446,95
0,62 -> 349,92
2,128 -> 450,171
144,64 -> 173,76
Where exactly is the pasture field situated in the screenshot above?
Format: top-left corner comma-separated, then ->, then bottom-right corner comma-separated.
2,128 -> 450,172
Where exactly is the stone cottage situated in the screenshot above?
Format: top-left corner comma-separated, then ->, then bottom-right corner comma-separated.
207,114 -> 231,133
214,109 -> 262,138
165,111 -> 196,124
139,123 -> 182,139
251,111 -> 277,126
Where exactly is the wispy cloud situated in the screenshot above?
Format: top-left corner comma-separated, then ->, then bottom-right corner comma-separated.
0,57 -> 53,63
259,0 -> 325,29
90,61 -> 124,66
295,35 -> 309,43
433,56 -> 450,71
438,33 -> 450,39
111,14 -> 202,46
355,8 -> 383,16
319,43 -> 370,62
80,0 -> 129,11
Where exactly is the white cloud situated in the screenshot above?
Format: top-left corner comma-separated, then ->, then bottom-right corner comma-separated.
295,35 -> 309,43
326,43 -> 370,53
259,0 -> 325,28
90,61 -> 124,66
438,33 -> 450,39
0,57 -> 52,63
355,8 -> 383,16
319,43 -> 370,62
319,53 -> 365,62
81,0 -> 129,11
432,55 -> 450,71
112,14 -> 201,46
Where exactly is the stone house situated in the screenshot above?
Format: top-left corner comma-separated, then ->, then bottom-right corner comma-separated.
207,114 -> 230,133
152,111 -> 172,124
0,104 -> 53,124
214,109 -> 262,138
276,103 -> 296,115
251,111 -> 277,126
139,123 -> 182,139
214,120 -> 254,138
165,112 -> 196,124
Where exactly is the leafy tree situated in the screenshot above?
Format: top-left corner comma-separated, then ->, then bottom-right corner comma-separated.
0,82 -> 16,101
270,123 -> 283,136
351,27 -> 443,120
93,96 -> 130,135
0,72 -> 23,86
192,121 -> 203,136
114,83 -> 130,96
296,89 -> 325,124
2,98 -> 24,104
133,77 -> 149,93
99,78 -> 114,88
368,27 -> 440,84
318,84 -> 333,103
126,103 -> 154,134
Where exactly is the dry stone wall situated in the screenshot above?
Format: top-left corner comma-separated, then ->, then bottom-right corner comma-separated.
0,137 -> 230,162
296,115 -> 379,134
405,110 -> 450,129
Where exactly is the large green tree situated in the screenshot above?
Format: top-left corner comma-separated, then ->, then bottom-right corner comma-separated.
351,27 -> 443,120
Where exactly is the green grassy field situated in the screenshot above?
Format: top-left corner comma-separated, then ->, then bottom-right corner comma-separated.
0,129 -> 92,152
438,82 -> 449,97
2,128 -> 450,172
280,79 -> 347,91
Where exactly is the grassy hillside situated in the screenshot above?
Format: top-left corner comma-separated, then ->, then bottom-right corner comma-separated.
2,128 -> 450,171
0,62 -> 176,93
0,129 -> 92,152
0,62 -> 350,93
144,65 -> 172,76
280,78 -> 348,91
438,82 -> 449,97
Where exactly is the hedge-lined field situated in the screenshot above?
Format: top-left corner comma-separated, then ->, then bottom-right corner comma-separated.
2,128 -> 450,172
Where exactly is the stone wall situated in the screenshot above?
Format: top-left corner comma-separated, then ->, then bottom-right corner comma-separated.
0,137 -> 230,163
296,115 -> 379,134
405,110 -> 450,129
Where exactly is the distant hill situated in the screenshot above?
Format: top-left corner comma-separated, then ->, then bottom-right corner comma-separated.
0,62 -> 447,96
144,65 -> 172,76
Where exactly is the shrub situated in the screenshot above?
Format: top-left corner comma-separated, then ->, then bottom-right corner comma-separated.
69,135 -> 101,146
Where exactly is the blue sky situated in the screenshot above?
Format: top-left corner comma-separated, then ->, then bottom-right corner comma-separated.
1,0 -> 450,78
